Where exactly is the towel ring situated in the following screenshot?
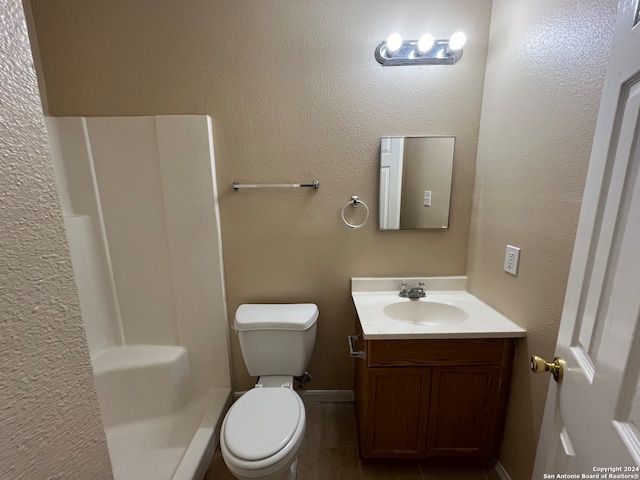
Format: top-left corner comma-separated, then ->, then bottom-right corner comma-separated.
341,196 -> 369,229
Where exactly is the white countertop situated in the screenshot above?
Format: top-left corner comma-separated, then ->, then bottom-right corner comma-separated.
352,276 -> 527,340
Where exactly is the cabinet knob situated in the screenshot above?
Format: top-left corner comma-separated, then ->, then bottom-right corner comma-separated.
530,355 -> 565,382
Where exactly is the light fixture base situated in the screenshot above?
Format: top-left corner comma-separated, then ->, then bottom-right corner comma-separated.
375,39 -> 463,66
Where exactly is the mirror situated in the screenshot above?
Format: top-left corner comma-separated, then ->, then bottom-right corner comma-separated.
379,136 -> 455,230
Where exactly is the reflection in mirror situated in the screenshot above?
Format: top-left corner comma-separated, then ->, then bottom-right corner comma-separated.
379,136 -> 455,230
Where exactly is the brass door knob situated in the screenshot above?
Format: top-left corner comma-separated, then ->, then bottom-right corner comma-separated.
531,355 -> 565,382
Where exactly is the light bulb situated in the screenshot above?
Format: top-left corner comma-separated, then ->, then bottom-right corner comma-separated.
416,33 -> 434,55
386,33 -> 403,55
448,32 -> 466,51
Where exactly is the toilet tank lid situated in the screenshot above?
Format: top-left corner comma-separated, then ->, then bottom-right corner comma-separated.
234,303 -> 319,331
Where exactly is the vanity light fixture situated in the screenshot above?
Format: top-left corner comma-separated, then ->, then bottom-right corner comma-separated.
375,31 -> 466,66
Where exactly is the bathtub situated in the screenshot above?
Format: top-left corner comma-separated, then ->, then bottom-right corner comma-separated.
92,345 -> 231,480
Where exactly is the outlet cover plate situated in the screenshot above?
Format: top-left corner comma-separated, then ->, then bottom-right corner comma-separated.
504,245 -> 520,276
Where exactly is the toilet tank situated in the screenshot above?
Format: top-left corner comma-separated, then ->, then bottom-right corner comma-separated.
234,303 -> 318,377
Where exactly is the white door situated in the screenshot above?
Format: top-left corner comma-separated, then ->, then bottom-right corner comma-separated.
533,0 -> 640,476
379,137 -> 404,229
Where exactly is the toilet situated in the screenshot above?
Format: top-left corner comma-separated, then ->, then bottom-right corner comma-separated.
220,303 -> 318,480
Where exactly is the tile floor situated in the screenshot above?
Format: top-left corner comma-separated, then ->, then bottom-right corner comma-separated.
205,402 -> 501,480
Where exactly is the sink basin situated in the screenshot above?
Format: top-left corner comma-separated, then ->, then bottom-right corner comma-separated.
351,277 -> 527,339
383,300 -> 468,325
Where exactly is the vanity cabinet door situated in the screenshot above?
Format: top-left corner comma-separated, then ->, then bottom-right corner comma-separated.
352,325 -> 515,463
363,367 -> 431,458
426,365 -> 501,463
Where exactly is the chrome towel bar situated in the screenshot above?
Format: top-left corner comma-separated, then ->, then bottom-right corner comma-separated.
233,180 -> 319,190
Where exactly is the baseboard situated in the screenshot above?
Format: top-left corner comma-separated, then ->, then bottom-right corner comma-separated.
233,389 -> 354,403
494,460 -> 511,480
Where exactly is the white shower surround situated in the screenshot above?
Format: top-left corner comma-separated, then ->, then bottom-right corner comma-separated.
46,115 -> 231,480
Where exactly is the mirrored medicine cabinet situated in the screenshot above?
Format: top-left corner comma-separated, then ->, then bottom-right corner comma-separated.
379,136 -> 455,230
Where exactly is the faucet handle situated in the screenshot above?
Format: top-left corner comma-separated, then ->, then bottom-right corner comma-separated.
399,281 -> 408,295
418,281 -> 425,288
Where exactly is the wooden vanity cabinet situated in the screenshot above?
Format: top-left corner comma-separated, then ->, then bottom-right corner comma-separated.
353,322 -> 516,465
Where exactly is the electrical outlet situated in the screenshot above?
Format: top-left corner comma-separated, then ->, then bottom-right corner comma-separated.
504,245 -> 520,276
423,191 -> 432,206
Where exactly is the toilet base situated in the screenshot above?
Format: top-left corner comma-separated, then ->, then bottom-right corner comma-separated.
227,456 -> 298,480
270,458 -> 298,480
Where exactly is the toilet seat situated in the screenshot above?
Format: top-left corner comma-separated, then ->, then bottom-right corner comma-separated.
221,387 -> 306,479
224,388 -> 302,461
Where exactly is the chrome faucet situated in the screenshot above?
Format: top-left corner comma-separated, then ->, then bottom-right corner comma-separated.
399,281 -> 426,298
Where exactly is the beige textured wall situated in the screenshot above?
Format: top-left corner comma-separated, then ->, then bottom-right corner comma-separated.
28,0 -> 492,390
0,1 -> 113,478
467,0 -> 617,478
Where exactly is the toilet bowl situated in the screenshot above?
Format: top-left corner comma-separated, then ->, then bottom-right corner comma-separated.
220,303 -> 318,480
221,386 -> 305,480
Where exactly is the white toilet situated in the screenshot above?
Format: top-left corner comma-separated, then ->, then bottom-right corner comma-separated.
220,303 -> 318,480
